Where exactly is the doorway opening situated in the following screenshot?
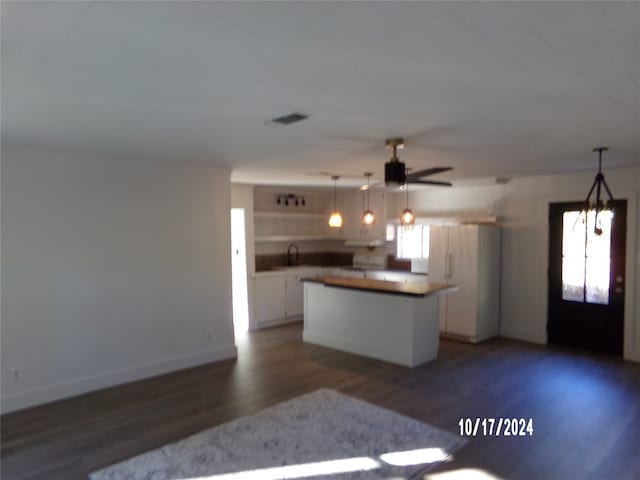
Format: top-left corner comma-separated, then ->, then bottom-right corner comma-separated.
231,208 -> 249,336
547,200 -> 627,354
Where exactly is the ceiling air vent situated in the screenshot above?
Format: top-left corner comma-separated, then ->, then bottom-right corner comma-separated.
271,112 -> 308,125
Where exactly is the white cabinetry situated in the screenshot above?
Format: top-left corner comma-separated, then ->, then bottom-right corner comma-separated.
285,273 -> 305,318
429,225 -> 501,342
254,275 -> 286,325
253,268 -> 325,327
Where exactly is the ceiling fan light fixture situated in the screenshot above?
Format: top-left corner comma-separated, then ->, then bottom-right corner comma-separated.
384,138 -> 407,186
385,161 -> 406,186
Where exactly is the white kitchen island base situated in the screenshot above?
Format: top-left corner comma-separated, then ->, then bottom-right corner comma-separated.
302,277 -> 455,367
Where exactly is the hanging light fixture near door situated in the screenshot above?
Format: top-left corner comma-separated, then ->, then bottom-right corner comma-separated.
361,172 -> 376,225
584,147 -> 614,236
328,176 -> 343,228
400,183 -> 415,227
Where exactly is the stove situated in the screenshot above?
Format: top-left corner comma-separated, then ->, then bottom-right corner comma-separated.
351,253 -> 388,271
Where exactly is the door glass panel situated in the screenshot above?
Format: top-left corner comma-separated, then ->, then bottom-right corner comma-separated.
585,210 -> 612,304
562,211 -> 586,301
561,210 -> 612,304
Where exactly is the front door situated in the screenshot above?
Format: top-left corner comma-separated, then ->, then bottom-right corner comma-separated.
548,200 -> 626,354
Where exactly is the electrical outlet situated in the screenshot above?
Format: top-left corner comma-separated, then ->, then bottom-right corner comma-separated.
11,367 -> 20,381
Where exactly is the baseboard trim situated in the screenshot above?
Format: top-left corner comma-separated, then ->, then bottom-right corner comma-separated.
499,324 -> 546,345
255,316 -> 302,329
1,344 -> 237,414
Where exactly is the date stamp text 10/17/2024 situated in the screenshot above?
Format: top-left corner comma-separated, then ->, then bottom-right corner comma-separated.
458,417 -> 534,437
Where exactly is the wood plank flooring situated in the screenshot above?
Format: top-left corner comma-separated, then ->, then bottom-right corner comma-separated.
2,323 -> 640,480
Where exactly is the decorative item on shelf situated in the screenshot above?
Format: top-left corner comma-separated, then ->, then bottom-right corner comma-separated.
276,193 -> 306,207
361,172 -> 376,225
400,182 -> 415,227
328,176 -> 343,228
583,147 -> 614,236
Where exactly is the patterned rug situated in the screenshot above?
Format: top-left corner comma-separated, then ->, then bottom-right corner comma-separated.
89,388 -> 465,480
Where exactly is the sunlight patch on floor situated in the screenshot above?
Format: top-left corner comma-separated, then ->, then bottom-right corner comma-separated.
380,447 -> 449,466
423,468 -> 504,480
179,456 -> 380,480
177,446 -> 455,480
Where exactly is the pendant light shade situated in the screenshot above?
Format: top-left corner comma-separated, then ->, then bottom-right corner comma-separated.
329,211 -> 343,228
400,184 -> 415,226
361,172 -> 376,225
328,176 -> 343,228
400,208 -> 415,226
362,210 -> 375,225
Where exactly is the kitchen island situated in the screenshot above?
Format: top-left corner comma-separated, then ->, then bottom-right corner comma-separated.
302,276 -> 456,367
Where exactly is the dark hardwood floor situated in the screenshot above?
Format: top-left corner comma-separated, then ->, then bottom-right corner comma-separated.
2,323 -> 640,480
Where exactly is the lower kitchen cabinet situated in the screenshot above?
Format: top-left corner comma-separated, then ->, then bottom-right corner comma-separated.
253,275 -> 286,326
253,269 -> 323,327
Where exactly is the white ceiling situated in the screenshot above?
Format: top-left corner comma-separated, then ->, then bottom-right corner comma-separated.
2,1 -> 640,187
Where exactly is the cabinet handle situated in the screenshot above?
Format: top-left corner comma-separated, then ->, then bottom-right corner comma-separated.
444,253 -> 449,279
445,252 -> 453,279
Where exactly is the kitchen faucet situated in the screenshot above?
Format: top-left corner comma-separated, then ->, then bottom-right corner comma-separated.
287,243 -> 300,266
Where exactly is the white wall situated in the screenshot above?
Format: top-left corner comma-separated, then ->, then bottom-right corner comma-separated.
388,166 -> 640,361
1,148 -> 237,413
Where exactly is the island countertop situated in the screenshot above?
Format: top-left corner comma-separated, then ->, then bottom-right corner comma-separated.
302,275 -> 456,297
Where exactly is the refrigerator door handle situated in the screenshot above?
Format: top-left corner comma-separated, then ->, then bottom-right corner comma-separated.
444,252 -> 449,279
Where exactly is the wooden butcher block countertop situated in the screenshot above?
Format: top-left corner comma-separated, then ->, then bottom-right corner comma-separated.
302,275 -> 456,297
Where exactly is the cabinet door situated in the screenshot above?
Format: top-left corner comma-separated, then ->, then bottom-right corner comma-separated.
428,226 -> 449,332
254,276 -> 286,324
285,274 -> 304,318
446,226 -> 479,337
428,226 -> 449,284
343,190 -> 365,238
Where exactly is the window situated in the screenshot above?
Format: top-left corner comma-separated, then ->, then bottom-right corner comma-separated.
561,210 -> 613,304
396,225 -> 429,259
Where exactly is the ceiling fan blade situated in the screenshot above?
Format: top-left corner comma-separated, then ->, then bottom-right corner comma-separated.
408,179 -> 453,187
406,167 -> 453,179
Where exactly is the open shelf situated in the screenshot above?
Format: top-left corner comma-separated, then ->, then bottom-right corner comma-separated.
254,235 -> 341,243
254,211 -> 328,220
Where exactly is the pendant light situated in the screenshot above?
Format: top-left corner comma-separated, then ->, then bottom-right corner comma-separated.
328,175 -> 343,228
361,172 -> 376,225
400,183 -> 415,227
584,147 -> 614,236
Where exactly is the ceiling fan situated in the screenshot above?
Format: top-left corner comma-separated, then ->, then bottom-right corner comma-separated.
384,137 -> 453,187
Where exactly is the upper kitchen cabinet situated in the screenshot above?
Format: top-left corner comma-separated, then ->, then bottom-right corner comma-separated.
429,225 -> 501,343
253,187 -> 334,242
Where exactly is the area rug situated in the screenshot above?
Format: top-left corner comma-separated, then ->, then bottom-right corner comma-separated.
89,388 -> 465,480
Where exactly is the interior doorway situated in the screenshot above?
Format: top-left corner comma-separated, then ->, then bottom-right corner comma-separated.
231,208 -> 249,335
547,200 -> 627,354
